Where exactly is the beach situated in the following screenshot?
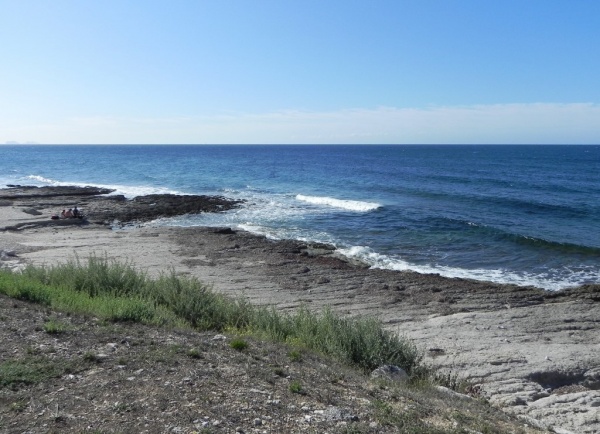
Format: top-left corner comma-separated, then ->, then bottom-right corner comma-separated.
1,186 -> 599,433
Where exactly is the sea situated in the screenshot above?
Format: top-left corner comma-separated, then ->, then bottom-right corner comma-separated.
1,144 -> 599,291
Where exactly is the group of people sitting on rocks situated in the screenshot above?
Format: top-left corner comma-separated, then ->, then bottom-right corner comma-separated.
53,206 -> 83,219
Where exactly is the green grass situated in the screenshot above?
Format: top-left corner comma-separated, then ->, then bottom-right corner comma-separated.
257,306 -> 423,373
288,349 -> 302,362
288,379 -> 304,394
43,318 -> 68,334
0,257 -> 423,375
229,337 -> 248,351
0,355 -> 80,390
187,348 -> 202,359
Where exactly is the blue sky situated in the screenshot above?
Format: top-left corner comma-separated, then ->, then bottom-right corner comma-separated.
2,0 -> 599,144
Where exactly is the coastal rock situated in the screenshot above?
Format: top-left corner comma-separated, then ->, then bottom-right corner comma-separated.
85,194 -> 243,224
512,391 -> 600,434
213,227 -> 236,234
583,367 -> 600,389
0,185 -> 115,199
0,186 -> 243,227
0,250 -> 17,259
21,207 -> 43,216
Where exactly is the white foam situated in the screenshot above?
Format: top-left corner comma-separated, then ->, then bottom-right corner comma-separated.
337,245 -> 593,291
296,194 -> 381,212
26,175 -> 61,185
153,189 -> 340,245
101,183 -> 182,198
25,174 -> 182,198
119,185 -> 595,291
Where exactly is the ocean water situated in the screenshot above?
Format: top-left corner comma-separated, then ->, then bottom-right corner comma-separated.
1,144 -> 599,291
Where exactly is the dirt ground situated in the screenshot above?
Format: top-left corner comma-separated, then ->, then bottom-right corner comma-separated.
0,294 -> 546,434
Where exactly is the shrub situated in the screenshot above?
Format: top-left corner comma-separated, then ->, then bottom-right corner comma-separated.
289,380 -> 303,394
230,338 -> 248,351
43,318 -> 68,334
187,349 -> 202,359
288,349 -> 302,362
251,306 -> 421,374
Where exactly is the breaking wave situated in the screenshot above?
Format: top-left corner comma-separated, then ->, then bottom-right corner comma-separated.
337,245 -> 598,291
296,194 -> 381,212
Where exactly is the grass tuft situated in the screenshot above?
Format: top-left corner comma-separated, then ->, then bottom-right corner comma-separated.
0,356 -> 77,390
230,338 -> 248,351
289,380 -> 304,394
43,318 -> 68,334
0,258 -> 424,376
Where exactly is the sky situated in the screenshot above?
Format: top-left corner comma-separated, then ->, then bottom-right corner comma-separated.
1,0 -> 600,145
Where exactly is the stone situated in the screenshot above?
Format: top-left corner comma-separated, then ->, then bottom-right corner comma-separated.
213,227 -> 236,234
21,207 -> 43,216
0,250 -> 17,260
322,406 -> 359,422
434,386 -> 473,401
370,365 -> 409,383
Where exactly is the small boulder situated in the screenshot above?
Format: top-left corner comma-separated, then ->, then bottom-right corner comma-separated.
0,250 -> 17,260
21,207 -> 43,216
370,365 -> 409,383
322,406 -> 359,422
213,227 -> 236,234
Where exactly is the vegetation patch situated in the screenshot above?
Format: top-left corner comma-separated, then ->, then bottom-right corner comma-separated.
0,289 -> 545,434
42,318 -> 69,334
289,379 -> 304,394
0,257 -> 423,375
229,337 -> 248,351
0,356 -> 78,390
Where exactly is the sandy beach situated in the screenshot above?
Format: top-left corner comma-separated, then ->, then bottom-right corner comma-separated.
1,187 -> 599,433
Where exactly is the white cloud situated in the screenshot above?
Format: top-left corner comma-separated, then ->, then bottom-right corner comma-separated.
2,103 -> 600,144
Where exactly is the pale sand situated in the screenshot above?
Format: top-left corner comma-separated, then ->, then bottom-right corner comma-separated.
1,205 -> 599,433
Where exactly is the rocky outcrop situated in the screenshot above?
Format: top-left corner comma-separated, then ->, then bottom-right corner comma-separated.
85,193 -> 244,225
1,185 -> 243,229
0,185 -> 115,199
0,249 -> 22,272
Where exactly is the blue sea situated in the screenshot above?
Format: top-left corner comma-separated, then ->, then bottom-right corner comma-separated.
1,144 -> 599,291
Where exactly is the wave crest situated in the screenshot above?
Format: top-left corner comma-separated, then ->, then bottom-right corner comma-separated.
296,194 -> 381,212
26,175 -> 61,185
26,174 -> 182,198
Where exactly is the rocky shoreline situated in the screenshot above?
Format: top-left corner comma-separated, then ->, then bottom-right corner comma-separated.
1,186 -> 599,433
0,185 -> 243,228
